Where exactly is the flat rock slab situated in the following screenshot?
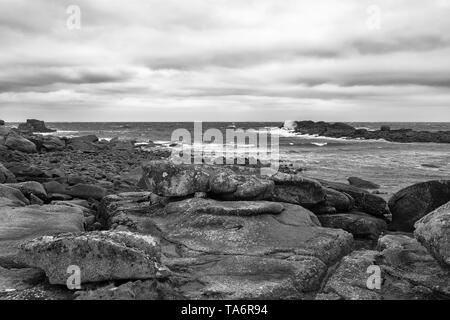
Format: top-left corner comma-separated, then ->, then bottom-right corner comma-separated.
0,205 -> 84,266
18,231 -> 161,285
317,234 -> 450,300
389,180 -> 450,232
99,194 -> 352,299
414,201 -> 450,267
318,211 -> 387,240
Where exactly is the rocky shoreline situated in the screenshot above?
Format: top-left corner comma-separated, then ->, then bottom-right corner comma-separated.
284,120 -> 450,143
0,120 -> 449,300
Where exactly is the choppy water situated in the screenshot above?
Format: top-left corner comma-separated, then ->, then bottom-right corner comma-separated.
8,121 -> 450,195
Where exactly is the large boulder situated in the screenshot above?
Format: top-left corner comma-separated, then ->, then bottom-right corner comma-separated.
317,211 -> 387,240
4,162 -> 49,182
0,163 -> 16,183
100,194 -> 352,299
323,187 -> 354,213
0,120 -> 4,126
4,181 -> 47,201
66,135 -> 99,153
414,201 -> 450,267
0,185 -> 29,205
67,184 -> 107,200
18,231 -> 161,285
5,134 -> 37,153
389,180 -> 450,232
317,234 -> 450,300
28,135 -> 65,152
140,160 -> 325,207
0,205 -> 84,266
318,179 -> 390,219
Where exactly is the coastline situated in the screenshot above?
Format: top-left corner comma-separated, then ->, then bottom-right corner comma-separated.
0,119 -> 449,300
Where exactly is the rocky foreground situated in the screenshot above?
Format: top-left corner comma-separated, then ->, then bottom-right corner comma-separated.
284,120 -> 450,143
0,120 -> 449,300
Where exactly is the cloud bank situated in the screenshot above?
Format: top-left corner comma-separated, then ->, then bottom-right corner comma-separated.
0,0 -> 449,121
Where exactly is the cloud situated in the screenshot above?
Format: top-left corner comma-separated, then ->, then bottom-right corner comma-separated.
0,0 -> 449,121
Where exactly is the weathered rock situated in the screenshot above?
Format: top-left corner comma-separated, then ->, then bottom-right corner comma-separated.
323,187 -> 353,213
318,179 -> 390,219
141,160 -> 325,207
389,180 -> 450,232
0,163 -> 16,183
0,120 -> 4,126
18,231 -> 161,284
28,135 -> 65,152
269,172 -> 326,208
317,211 -> 387,240
17,119 -> 55,133
4,181 -> 47,201
0,205 -> 84,266
348,177 -> 380,189
0,185 -> 29,205
43,181 -> 67,194
66,135 -> 99,153
0,197 -> 25,208
67,184 -> 107,200
414,201 -> 450,267
318,234 -> 450,299
100,194 -> 352,299
4,162 -> 48,181
5,134 -> 37,153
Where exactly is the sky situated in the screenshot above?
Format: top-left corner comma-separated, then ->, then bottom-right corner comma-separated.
0,0 -> 450,122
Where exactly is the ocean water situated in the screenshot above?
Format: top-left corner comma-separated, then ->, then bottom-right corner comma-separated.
9,121 -> 450,196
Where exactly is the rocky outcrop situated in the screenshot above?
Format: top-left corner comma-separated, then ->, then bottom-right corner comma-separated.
318,179 -> 390,219
414,201 -> 450,267
0,205 -> 84,266
140,160 -> 326,207
18,231 -> 161,285
348,177 -> 380,189
17,119 -> 56,133
0,120 -> 4,126
97,193 -> 352,299
4,181 -> 47,201
0,163 -> 16,183
284,120 -> 450,143
389,180 -> 450,232
4,134 -> 37,153
317,234 -> 450,299
0,185 -> 29,205
27,135 -> 65,152
317,212 -> 387,240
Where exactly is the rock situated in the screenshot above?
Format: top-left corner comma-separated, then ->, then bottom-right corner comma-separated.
67,184 -> 107,200
29,194 -> 44,205
28,135 -> 65,152
141,160 -> 325,207
75,279 -> 179,300
17,119 -> 56,133
99,193 -> 352,299
317,212 -> 387,240
67,176 -> 86,186
414,201 -> 450,267
288,120 -> 450,144
166,199 -> 285,216
318,179 -> 390,219
0,197 -> 25,208
66,135 -> 99,153
5,134 -> 37,153
0,120 -> 4,126
43,181 -> 67,194
4,181 -> 47,201
0,163 -> 16,183
141,160 -> 274,199
323,187 -> 353,213
18,231 -> 161,285
4,162 -> 48,181
389,180 -> 450,232
269,172 -> 326,208
0,185 -> 29,205
318,234 -> 450,299
0,205 -> 84,266
348,177 -> 380,189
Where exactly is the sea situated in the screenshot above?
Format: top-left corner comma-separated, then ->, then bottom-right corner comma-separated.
7,121 -> 450,196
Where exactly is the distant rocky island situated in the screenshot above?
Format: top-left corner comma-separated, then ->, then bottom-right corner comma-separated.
283,120 -> 450,143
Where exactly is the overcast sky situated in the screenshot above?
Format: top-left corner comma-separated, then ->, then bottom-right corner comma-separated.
1,0 -> 450,122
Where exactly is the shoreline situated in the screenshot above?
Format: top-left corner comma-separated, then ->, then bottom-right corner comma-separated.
1,119 -> 449,300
